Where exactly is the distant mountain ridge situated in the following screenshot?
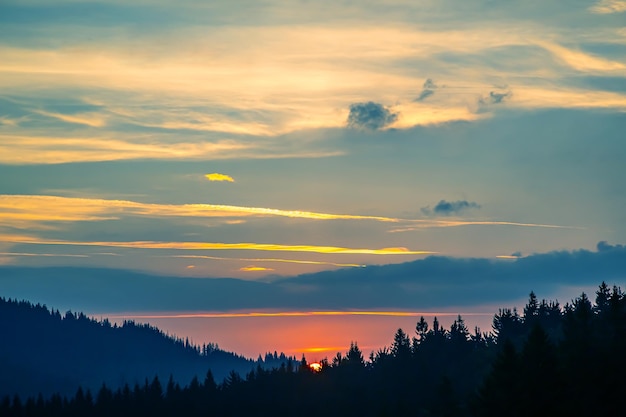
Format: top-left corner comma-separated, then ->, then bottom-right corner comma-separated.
0,297 -> 293,399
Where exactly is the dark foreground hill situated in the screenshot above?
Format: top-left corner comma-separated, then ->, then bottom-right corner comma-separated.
3,281 -> 625,417
0,297 -> 291,399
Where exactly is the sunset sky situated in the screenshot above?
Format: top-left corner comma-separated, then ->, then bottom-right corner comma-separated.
1,0 -> 625,358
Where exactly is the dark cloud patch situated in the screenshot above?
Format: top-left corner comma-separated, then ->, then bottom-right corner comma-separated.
415,78 -> 437,102
480,90 -> 512,105
421,199 -> 481,216
347,101 -> 398,130
416,89 -> 434,101
423,78 -> 437,89
597,241 -> 625,252
1,244 -> 624,312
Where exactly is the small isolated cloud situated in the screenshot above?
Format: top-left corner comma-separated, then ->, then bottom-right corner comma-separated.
479,91 -> 512,106
240,266 -> 274,272
590,0 -> 626,14
597,241 -> 625,252
205,173 -> 235,182
415,78 -> 437,102
421,199 -> 481,216
423,79 -> 437,90
347,101 -> 398,130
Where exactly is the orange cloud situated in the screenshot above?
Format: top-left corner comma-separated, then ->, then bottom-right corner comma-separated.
0,195 -> 575,232
168,255 -> 365,268
8,236 -> 434,256
239,266 -> 274,272
205,173 -> 235,182
0,194 -> 403,227
107,311 -> 492,319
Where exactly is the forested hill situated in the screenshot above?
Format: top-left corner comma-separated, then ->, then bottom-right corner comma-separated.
3,282 -> 625,417
0,297 -> 292,399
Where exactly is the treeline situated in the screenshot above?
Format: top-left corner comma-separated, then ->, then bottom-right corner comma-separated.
2,282 -> 625,416
0,298 -> 293,399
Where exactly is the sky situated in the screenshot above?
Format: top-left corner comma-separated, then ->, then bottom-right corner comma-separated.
1,0 -> 626,358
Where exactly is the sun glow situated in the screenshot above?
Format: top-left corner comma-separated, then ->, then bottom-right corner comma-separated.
309,362 -> 323,372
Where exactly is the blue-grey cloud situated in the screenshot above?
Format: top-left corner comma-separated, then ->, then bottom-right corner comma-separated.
480,91 -> 512,105
421,199 -> 481,216
416,89 -> 435,101
1,243 -> 624,313
597,241 -> 625,252
347,101 -> 398,130
415,78 -> 437,102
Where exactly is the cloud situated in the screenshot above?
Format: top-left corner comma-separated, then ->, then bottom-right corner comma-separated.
240,266 -> 274,272
597,241 -> 625,252
421,199 -> 481,216
1,243 -> 624,312
167,255 -> 365,268
33,110 -> 107,128
205,173 -> 235,182
537,41 -> 626,72
8,236 -> 435,256
479,91 -> 512,106
415,78 -> 437,102
589,0 -> 626,14
347,101 -> 398,130
0,195 -> 404,230
0,195 -> 573,237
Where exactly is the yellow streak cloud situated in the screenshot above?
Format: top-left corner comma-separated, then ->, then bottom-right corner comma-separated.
239,266 -> 275,272
8,237 -> 434,256
0,194 -> 402,226
108,311 -> 494,320
169,255 -> 365,268
496,255 -> 521,259
0,195 -> 576,233
0,252 -> 88,258
205,173 -> 235,182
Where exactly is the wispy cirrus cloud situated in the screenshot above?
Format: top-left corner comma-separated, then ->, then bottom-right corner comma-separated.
0,135 -> 252,165
32,110 -> 107,128
0,195 -> 575,232
166,255 -> 365,268
537,41 -> 626,73
0,194 -> 402,226
589,0 -> 626,14
7,236 -> 434,256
